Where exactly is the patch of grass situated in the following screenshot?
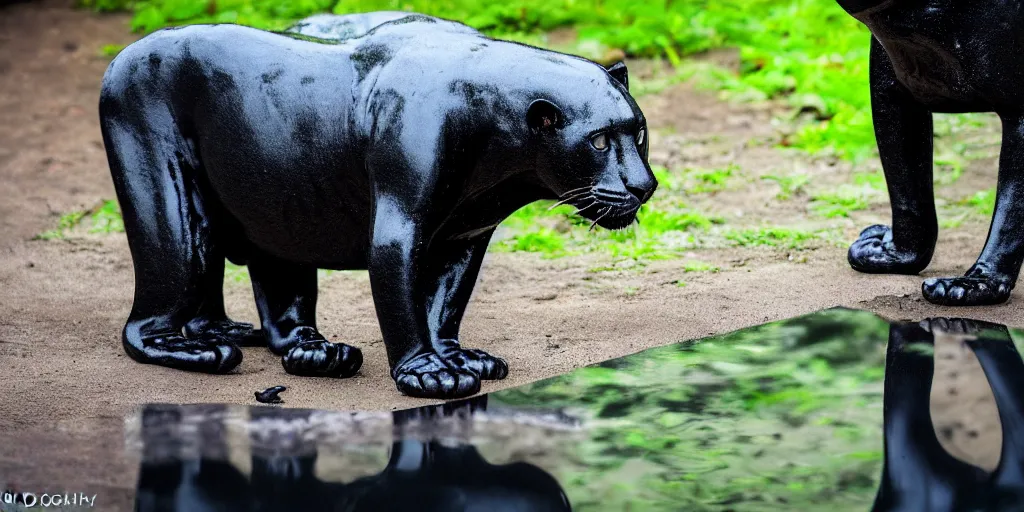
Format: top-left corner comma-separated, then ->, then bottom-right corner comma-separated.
36,200 -> 127,240
852,171 -> 885,191
684,164 -> 738,194
88,200 -> 126,233
725,227 -> 819,250
961,188 -> 996,217
35,211 -> 87,240
100,43 -> 126,57
934,152 -> 966,186
810,185 -> 874,219
682,261 -> 720,273
640,207 -> 723,233
225,262 -> 251,283
762,173 -> 810,200
503,228 -> 567,256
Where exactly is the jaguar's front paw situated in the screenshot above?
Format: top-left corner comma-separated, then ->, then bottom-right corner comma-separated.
125,334 -> 242,374
848,224 -> 931,274
282,339 -> 363,378
922,276 -> 1013,306
393,352 -> 480,399
444,348 -> 509,380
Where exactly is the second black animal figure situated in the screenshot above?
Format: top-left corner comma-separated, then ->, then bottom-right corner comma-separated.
99,12 -> 656,399
840,0 -> 1024,306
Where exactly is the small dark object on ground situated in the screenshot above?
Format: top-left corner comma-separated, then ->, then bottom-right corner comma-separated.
255,386 -> 287,404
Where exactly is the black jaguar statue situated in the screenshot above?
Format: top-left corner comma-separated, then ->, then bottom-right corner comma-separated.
839,0 -> 1024,306
99,12 -> 655,398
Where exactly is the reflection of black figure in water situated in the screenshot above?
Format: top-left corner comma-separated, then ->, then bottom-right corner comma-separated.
873,319 -> 1024,512
134,397 -> 571,511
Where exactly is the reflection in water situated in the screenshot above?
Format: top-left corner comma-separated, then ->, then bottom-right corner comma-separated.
123,309 -> 1024,511
874,319 -> 1024,512
132,396 -> 572,512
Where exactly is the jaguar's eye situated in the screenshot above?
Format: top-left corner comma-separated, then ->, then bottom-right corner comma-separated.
637,128 -> 646,146
591,133 -> 609,151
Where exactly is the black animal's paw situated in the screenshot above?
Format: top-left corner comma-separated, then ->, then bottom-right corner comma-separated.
923,276 -> 1013,306
126,334 -> 242,374
282,340 -> 363,378
848,225 -> 930,274
185,319 -> 265,347
394,352 -> 480,399
444,348 -> 509,380
921,317 -> 1009,336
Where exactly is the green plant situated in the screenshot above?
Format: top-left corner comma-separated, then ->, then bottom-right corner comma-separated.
763,173 -> 810,200
88,200 -> 126,233
725,227 -> 819,250
35,211 -> 87,240
100,44 -> 127,57
961,188 -> 996,217
682,261 -> 719,273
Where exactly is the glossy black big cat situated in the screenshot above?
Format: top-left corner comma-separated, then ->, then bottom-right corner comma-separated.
839,0 -> 1024,307
98,12 -> 656,399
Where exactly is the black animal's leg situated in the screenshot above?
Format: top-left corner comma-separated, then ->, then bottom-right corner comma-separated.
102,104 -> 242,374
965,330 -> 1024,505
424,231 -> 508,381
923,115 -> 1024,306
183,238 -> 265,347
368,197 -> 478,399
248,254 -> 362,378
870,321 -> 987,512
849,37 -> 937,275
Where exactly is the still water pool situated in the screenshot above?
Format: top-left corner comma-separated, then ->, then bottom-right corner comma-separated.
7,307 -> 1024,511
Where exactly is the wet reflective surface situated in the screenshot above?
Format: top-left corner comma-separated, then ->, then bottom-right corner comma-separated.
5,307 -> 1024,510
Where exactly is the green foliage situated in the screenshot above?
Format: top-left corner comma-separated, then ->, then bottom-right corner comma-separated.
78,0 -> 133,12
100,43 -> 127,57
495,199 -> 719,262
36,200 -> 126,240
961,188 -> 996,217
99,0 -> 876,159
810,188 -> 870,219
506,228 -> 567,255
35,211 -> 87,240
682,164 -> 738,194
682,260 -> 719,273
88,200 -> 126,233
725,226 -> 818,249
763,173 -> 810,200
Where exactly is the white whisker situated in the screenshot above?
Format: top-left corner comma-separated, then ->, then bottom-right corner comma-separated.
548,192 -> 592,210
589,207 -> 611,231
557,185 -> 593,199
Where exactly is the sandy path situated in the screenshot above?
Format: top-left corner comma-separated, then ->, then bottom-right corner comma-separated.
0,1 -> 1020,507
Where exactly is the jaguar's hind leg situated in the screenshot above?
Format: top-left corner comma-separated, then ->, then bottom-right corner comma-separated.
101,96 -> 242,374
248,254 -> 362,378
183,244 -> 265,347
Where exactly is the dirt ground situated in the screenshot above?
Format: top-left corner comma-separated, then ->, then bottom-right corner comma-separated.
0,0 -> 1020,507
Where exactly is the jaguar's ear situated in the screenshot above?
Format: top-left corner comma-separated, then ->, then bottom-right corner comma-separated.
606,61 -> 628,91
526,99 -> 563,133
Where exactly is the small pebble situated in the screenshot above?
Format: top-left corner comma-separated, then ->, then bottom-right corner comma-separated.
255,385 -> 287,404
